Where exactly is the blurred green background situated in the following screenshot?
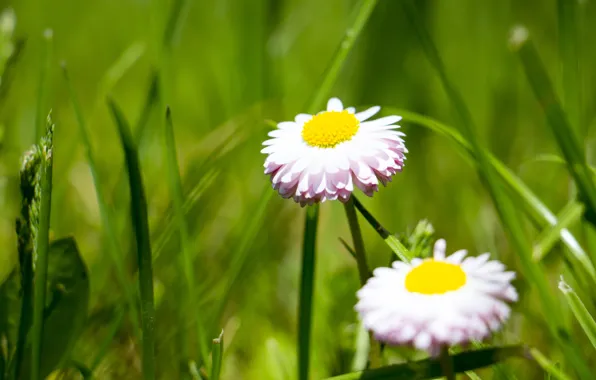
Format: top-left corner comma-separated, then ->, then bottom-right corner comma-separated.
1,0 -> 596,379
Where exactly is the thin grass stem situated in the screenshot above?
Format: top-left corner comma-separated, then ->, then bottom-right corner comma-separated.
211,330 -> 224,380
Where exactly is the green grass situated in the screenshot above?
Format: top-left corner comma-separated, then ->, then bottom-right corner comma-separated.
2,0 -> 596,379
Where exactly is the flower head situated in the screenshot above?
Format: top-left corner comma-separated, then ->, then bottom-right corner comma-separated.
262,98 -> 407,206
355,239 -> 517,356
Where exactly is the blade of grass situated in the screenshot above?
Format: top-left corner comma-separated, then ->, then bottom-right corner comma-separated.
31,116 -> 54,380
35,30 -> 52,141
529,348 -> 572,380
352,196 -> 412,262
387,109 -> 596,283
298,204 -> 319,380
557,0 -> 581,135
558,277 -> 596,349
164,108 -> 209,366
61,65 -> 141,339
211,330 -> 224,380
108,98 -> 156,380
403,3 -> 590,376
325,345 -> 526,380
533,201 -> 585,261
511,26 -> 596,222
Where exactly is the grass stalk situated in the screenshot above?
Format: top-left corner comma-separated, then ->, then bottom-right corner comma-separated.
31,117 -> 54,380
298,205 -> 319,380
529,348 -> 573,380
557,0 -> 581,135
108,98 -> 156,380
164,108 -> 209,365
61,64 -> 141,339
211,330 -> 224,380
343,197 -> 381,369
533,201 -> 584,261
35,30 -> 52,141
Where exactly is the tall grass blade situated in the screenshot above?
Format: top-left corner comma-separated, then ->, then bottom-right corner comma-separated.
533,201 -> 584,261
558,277 -> 596,349
298,204 -> 319,380
62,65 -> 141,339
389,109 -> 596,283
211,330 -> 224,380
557,0 -> 581,135
164,108 -> 209,365
529,348 -> 572,380
324,345 -> 526,380
511,26 -> 596,222
31,115 -> 54,380
35,30 -> 52,141
108,98 -> 156,380
403,3 -> 590,375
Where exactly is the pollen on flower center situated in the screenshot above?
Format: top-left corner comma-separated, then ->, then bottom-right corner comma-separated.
301,110 -> 359,148
405,260 -> 467,295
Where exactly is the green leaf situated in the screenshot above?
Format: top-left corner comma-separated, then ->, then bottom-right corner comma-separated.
529,348 -> 572,380
325,346 -> 526,380
17,237 -> 90,380
558,277 -> 596,350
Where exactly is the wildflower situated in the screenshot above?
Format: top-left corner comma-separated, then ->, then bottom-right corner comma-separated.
355,239 -> 517,355
262,98 -> 406,206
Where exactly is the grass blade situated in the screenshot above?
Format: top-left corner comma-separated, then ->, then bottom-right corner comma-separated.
533,201 -> 584,261
324,345 -> 526,380
388,109 -> 596,283
90,307 -> 125,372
352,196 -> 412,262
211,330 -> 224,380
557,0 -> 581,134
403,3 -> 590,375
529,348 -> 572,380
510,26 -> 596,222
108,98 -> 156,380
30,115 -> 54,380
164,108 -> 209,365
298,205 -> 319,380
61,64 -> 141,339
558,277 -> 596,349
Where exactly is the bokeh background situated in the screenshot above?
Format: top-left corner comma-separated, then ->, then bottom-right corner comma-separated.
1,0 -> 596,379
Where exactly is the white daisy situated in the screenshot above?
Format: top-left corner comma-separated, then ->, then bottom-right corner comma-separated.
261,97 -> 407,206
355,239 -> 518,356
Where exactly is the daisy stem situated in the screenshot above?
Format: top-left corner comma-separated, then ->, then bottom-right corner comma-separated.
439,347 -> 455,380
298,204 -> 319,380
343,197 -> 382,369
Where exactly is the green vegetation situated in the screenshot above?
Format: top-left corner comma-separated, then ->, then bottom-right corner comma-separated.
1,0 -> 596,379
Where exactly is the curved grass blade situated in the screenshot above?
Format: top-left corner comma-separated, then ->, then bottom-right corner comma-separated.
31,115 -> 54,380
510,26 -> 596,223
533,201 -> 584,261
108,98 -> 156,380
164,108 -> 209,365
325,345 -> 526,380
386,109 -> 596,284
403,3 -> 590,375
298,205 -> 319,380
62,65 -> 141,339
558,277 -> 596,349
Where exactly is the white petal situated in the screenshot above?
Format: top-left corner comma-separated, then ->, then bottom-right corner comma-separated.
355,106 -> 381,122
327,97 -> 344,111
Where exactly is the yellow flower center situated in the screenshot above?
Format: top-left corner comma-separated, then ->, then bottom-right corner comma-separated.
301,110 -> 360,148
405,260 -> 467,295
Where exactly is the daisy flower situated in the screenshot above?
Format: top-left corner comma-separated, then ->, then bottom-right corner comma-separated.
355,239 -> 518,356
261,97 -> 407,206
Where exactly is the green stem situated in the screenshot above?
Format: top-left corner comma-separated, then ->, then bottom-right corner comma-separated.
31,119 -> 54,380
35,30 -> 52,141
211,330 -> 224,380
343,198 -> 381,369
439,347 -> 455,380
298,205 -> 319,380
